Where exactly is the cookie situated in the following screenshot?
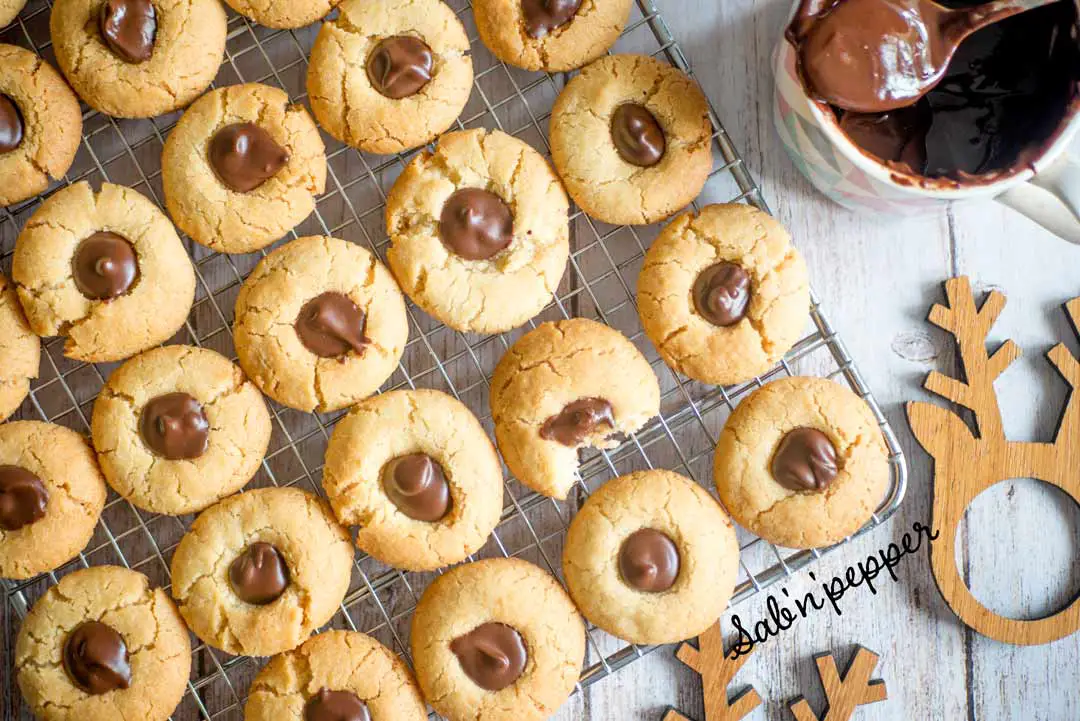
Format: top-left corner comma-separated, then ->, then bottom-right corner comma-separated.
245,630 -> 427,721
562,469 -> 739,644
15,566 -> 191,721
12,182 -> 195,363
386,128 -> 570,334
90,345 -> 272,516
170,486 -> 354,657
472,0 -> 632,72
714,376 -> 890,549
225,0 -> 337,29
50,0 -> 225,118
0,273 -> 40,421
637,204 -> 810,385
307,0 -> 473,155
491,318 -> 660,499
0,0 -> 27,26
323,389 -> 503,572
411,557 -> 584,721
162,83 -> 327,254
549,53 -> 713,226
0,44 -> 82,207
0,421 -> 107,579
233,235 -> 408,413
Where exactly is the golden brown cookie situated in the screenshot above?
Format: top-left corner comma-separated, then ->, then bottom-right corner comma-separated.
637,204 -> 810,385
225,0 -> 337,28
714,376 -> 889,549
549,53 -> 713,225
0,273 -> 40,421
0,0 -> 27,26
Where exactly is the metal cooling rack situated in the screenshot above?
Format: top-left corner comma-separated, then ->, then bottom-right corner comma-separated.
1,0 -> 908,718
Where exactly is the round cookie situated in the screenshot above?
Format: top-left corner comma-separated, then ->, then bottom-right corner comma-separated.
245,630 -> 427,721
323,389 -> 503,572
50,0 -> 225,118
491,318 -> 660,499
562,469 -> 739,644
472,0 -> 632,72
91,345 -> 272,516
307,0 -> 473,155
411,557 -> 585,721
15,566 -> 191,721
549,53 -> 713,226
0,44 -> 82,207
233,235 -> 408,413
162,83 -> 327,254
386,128 -> 570,334
0,0 -> 27,26
169,487 -> 354,657
0,421 -> 107,579
225,0 -> 337,28
12,182 -> 195,363
714,376 -> 890,549
0,273 -> 40,421
638,204 -> 810,385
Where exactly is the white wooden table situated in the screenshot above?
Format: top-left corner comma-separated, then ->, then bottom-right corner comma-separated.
559,0 -> 1080,719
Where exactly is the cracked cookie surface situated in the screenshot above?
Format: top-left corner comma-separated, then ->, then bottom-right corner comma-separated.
562,469 -> 739,644
234,235 -> 408,413
170,486 -> 354,657
0,44 -> 82,207
0,0 -> 27,26
323,389 -> 503,571
245,629 -> 427,720
714,376 -> 889,549
0,273 -> 40,421
307,0 -> 472,154
637,203 -> 810,385
162,83 -> 327,254
472,0 -> 631,72
0,421 -> 107,579
490,318 -> 660,499
411,557 -> 585,721
90,345 -> 272,515
225,0 -> 337,28
50,0 -> 225,118
386,128 -> 569,334
549,53 -> 713,226
12,182 -> 196,363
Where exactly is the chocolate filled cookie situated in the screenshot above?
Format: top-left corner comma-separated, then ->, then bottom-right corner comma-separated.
411,558 -> 585,721
162,83 -> 327,254
234,235 -> 408,413
323,389 -> 503,571
12,182 -> 195,363
50,0 -> 225,118
307,0 -> 473,154
563,469 -> 739,644
170,487 -> 354,656
91,345 -> 272,515
714,376 -> 890,549
0,273 -> 40,421
0,44 -> 82,207
386,128 -> 570,334
550,54 -> 713,225
638,204 -> 810,385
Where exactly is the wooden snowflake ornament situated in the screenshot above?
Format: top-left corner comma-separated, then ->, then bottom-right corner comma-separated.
663,622 -> 762,721
788,646 -> 887,721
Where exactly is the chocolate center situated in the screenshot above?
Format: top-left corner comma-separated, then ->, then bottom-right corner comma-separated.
438,188 -> 514,261
208,123 -> 289,193
72,232 -> 139,300
63,621 -> 132,695
618,528 -> 680,593
0,465 -> 48,532
610,103 -> 665,167
521,0 -> 582,38
381,453 -> 451,522
99,0 -> 157,64
0,95 -> 24,154
304,688 -> 371,721
771,427 -> 838,492
139,392 -> 210,460
366,35 -> 433,99
450,622 -> 528,692
540,397 -> 614,447
295,291 -> 369,359
693,262 -> 751,327
229,542 -> 290,605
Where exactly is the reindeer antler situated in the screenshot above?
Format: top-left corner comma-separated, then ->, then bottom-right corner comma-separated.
788,647 -> 887,721
923,277 -> 1022,441
1048,298 -> 1080,441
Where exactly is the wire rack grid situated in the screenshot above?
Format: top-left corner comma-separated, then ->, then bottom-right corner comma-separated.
1,0 -> 908,718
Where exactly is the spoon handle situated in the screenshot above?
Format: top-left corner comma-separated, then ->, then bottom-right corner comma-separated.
944,0 -> 1062,43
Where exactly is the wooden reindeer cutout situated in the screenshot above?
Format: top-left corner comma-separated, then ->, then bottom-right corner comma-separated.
788,647 -> 887,721
907,277 -> 1080,645
663,622 -> 762,721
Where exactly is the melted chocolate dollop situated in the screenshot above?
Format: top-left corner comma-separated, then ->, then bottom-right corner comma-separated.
0,465 -> 48,532
382,453 -> 451,522
522,0 -> 582,38
0,95 -> 24,154
229,542 -> 290,605
450,622 -> 528,692
619,528 -> 680,593
209,123 -> 289,193
693,262 -> 751,327
771,427 -> 838,492
63,622 -> 132,695
304,688 -> 371,721
72,232 -> 138,300
366,36 -> 433,99
139,392 -> 210,460
295,292 -> 369,359
610,103 -> 665,167
540,397 -> 615,447
438,188 -> 514,261
99,0 -> 157,64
